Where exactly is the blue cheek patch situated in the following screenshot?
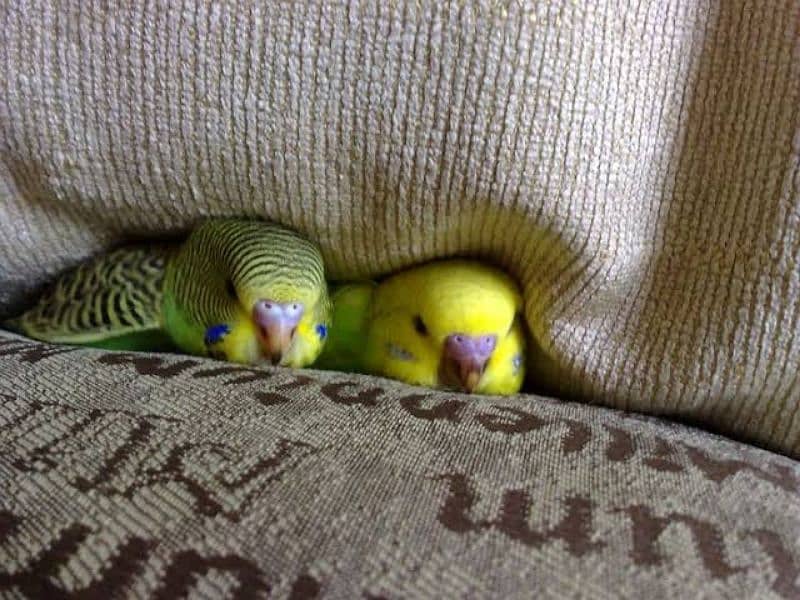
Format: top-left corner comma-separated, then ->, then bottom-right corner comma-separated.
386,343 -> 415,362
512,354 -> 523,375
204,323 -> 231,346
316,324 -> 328,340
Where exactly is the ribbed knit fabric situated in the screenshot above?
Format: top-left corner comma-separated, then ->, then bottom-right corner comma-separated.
1,1 -> 799,455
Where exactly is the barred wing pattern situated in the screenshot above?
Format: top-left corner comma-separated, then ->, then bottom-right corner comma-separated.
10,244 -> 177,344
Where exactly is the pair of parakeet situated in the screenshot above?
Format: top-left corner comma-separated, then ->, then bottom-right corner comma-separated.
7,219 -> 526,395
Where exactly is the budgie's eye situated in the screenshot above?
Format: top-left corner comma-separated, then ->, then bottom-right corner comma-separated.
413,315 -> 428,336
224,279 -> 237,299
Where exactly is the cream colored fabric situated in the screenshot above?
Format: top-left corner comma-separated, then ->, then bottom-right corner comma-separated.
1,1 -> 799,455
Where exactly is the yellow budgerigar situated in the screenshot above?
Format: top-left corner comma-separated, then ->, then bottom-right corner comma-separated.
314,260 -> 526,395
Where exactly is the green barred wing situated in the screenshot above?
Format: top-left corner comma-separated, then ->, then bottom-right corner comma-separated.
6,244 -> 179,349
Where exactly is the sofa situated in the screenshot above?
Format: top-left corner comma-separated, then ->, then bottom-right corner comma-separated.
1,1 -> 798,597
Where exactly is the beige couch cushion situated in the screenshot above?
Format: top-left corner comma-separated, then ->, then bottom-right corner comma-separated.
1,1 -> 799,456
0,330 -> 798,597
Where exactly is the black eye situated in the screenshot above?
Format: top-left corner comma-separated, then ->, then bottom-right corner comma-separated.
413,315 -> 428,336
225,279 -> 237,298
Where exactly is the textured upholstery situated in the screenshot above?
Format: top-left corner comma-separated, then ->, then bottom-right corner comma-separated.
0,331 -> 799,597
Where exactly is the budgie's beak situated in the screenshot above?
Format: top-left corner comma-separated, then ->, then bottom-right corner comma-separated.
252,300 -> 305,365
440,334 -> 498,393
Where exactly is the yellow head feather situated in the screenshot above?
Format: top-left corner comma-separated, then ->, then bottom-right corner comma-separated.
363,259 -> 525,394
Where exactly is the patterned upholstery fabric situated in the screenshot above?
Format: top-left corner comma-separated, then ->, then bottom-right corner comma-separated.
1,331 -> 798,597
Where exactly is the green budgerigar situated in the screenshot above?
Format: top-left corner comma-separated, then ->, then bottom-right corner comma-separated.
314,259 -> 527,395
7,219 -> 331,367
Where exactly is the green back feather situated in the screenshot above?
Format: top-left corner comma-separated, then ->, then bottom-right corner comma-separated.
82,329 -> 179,352
6,244 -> 177,346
